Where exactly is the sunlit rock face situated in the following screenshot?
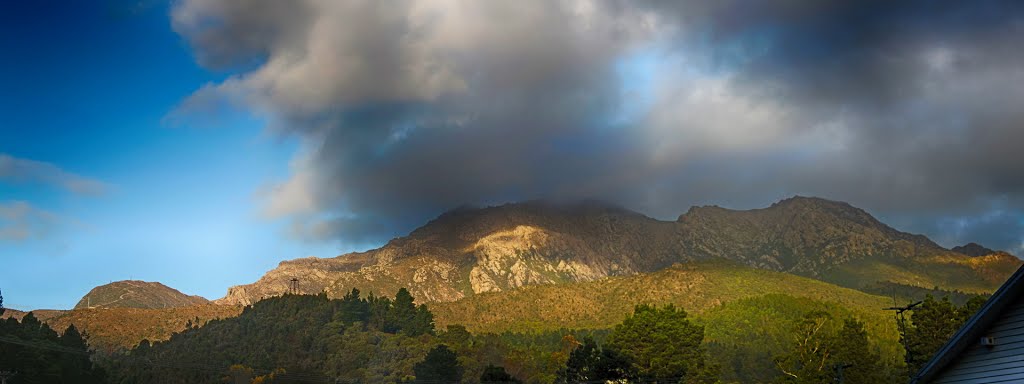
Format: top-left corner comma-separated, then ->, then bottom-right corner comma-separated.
216,198 -> 1020,305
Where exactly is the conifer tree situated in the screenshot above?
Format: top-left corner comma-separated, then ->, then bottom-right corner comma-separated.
830,318 -> 885,384
413,344 -> 463,383
905,294 -> 987,374
387,288 -> 418,333
606,304 -> 714,383
339,288 -> 370,324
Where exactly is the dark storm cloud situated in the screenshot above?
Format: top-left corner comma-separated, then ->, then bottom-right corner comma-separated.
631,0 -> 1024,205
172,0 -> 1024,253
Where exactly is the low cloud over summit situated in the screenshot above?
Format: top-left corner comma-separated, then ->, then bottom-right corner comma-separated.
172,0 -> 1024,253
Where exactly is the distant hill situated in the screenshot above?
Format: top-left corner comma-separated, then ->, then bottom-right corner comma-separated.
952,242 -> 1004,257
218,196 -> 1018,306
44,304 -> 242,351
75,280 -> 209,310
0,308 -> 67,322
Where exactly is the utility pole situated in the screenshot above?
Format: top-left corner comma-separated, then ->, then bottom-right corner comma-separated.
289,278 -> 299,295
885,299 -> 923,377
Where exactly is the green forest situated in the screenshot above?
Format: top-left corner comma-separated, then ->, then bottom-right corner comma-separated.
0,287 -> 989,383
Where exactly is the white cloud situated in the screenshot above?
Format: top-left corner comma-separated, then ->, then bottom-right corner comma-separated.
0,154 -> 109,195
0,201 -> 62,242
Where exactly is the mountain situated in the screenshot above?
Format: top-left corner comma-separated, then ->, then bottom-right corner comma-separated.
674,196 -> 944,273
218,196 -> 1020,306
676,197 -> 1020,293
74,280 -> 209,310
218,200 -> 686,305
952,242 -> 1002,257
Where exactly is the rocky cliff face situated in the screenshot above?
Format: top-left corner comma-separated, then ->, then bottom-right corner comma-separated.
75,280 -> 209,309
218,201 -> 685,305
217,197 -> 1020,305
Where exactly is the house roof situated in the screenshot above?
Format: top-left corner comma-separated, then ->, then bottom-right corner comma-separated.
911,263 -> 1024,383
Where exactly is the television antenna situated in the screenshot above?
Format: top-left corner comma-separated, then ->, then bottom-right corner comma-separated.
885,297 -> 923,377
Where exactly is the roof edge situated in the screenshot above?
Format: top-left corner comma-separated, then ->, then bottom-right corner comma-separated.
912,263 -> 1024,383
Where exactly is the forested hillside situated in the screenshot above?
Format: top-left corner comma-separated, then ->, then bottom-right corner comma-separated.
1,279 -> 991,383
96,290 -> 924,383
102,291 -> 573,383
430,260 -> 900,336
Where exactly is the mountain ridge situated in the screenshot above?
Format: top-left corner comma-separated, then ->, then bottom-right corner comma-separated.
952,242 -> 1010,257
216,196 -> 1019,306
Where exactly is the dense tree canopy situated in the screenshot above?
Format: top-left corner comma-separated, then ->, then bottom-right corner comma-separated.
905,294 -> 987,374
413,344 -> 463,383
774,311 -> 892,384
606,304 -> 714,383
0,312 -> 106,383
104,290 -> 442,383
20,286 -> 921,384
556,336 -> 635,384
480,364 -> 520,383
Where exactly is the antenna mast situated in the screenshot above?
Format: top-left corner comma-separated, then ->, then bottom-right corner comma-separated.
885,299 -> 923,377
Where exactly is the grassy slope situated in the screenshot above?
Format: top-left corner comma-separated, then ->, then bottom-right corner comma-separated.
823,253 -> 1019,295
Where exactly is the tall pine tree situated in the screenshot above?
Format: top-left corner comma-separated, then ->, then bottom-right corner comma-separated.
413,344 -> 463,383
606,304 -> 715,383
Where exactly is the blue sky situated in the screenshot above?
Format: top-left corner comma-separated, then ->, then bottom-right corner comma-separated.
0,1 -> 341,310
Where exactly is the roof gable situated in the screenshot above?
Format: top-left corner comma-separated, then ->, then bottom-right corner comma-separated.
912,263 -> 1024,383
